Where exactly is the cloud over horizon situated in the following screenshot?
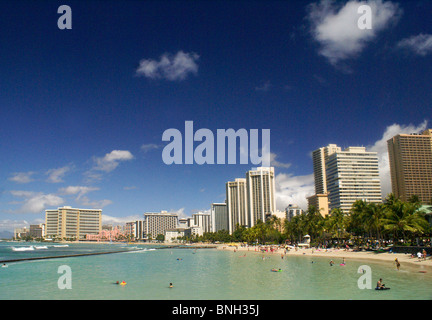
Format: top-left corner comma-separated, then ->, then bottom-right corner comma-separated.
9,190 -> 64,214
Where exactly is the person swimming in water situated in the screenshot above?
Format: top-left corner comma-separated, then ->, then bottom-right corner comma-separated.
169,283 -> 173,288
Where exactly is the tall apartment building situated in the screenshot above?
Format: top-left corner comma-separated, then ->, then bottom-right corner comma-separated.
211,202 -> 228,232
309,144 -> 341,216
143,211 -> 178,239
246,167 -> 276,227
192,212 -> 212,233
326,147 -> 382,213
312,144 -> 341,194
226,178 -> 248,234
387,129 -> 432,203
45,206 -> 102,240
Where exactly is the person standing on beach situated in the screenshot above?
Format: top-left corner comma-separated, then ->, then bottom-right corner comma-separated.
395,258 -> 400,270
422,249 -> 427,261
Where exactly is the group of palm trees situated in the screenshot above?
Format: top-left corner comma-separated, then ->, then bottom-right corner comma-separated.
284,194 -> 431,248
197,194 -> 431,247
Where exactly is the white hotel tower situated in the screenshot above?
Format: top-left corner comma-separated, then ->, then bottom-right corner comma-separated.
326,146 -> 382,213
246,167 -> 276,228
226,178 -> 248,234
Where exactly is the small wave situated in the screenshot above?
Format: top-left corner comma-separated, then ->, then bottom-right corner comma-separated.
34,246 -> 48,250
11,246 -> 35,251
53,245 -> 69,247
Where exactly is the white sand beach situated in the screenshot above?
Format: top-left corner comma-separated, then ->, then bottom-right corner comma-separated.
216,244 -> 432,270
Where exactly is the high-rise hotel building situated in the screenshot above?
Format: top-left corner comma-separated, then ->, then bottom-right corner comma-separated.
142,211 -> 178,239
210,202 -> 228,232
387,129 -> 432,203
326,147 -> 382,213
246,167 -> 276,227
225,167 -> 276,233
226,178 -> 248,234
312,144 -> 341,195
308,144 -> 341,216
45,206 -> 102,240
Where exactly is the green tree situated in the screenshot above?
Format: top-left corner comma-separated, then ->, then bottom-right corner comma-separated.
382,199 -> 428,244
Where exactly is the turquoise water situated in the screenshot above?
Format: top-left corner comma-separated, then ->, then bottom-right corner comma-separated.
0,242 -> 431,300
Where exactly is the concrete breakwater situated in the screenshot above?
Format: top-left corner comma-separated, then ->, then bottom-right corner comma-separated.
0,249 -> 141,264
0,245 -> 217,264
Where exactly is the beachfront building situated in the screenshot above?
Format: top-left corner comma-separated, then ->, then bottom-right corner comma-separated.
308,144 -> 341,216
30,224 -> 45,238
326,147 -> 382,214
125,221 -> 136,239
85,226 -> 124,241
312,144 -> 341,194
143,211 -> 178,240
387,129 -> 432,203
211,202 -> 228,232
226,178 -> 248,234
45,206 -> 102,240
285,204 -> 304,221
192,212 -> 212,233
306,193 -> 329,217
14,227 -> 29,239
165,228 -> 186,243
246,167 -> 276,227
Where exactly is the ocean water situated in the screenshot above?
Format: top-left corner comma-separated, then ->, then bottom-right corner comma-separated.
0,242 -> 431,300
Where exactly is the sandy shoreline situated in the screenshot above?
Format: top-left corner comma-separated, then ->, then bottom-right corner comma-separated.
215,244 -> 432,270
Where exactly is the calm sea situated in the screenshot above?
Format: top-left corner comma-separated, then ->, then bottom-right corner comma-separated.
0,242 -> 431,300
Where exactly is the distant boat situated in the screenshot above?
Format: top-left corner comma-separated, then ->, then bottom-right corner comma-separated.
11,246 -> 34,251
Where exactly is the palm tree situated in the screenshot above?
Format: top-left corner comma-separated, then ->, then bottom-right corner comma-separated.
327,208 -> 346,244
362,202 -> 385,246
302,206 -> 325,244
382,199 -> 429,244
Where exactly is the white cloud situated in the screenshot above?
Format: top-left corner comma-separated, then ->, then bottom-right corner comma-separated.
86,150 -> 134,181
397,33 -> 432,56
255,81 -> 272,92
270,153 -> 292,169
141,143 -> 161,153
59,186 -> 99,200
10,191 -> 64,214
45,165 -> 72,183
58,185 -> 111,208
307,0 -> 401,66
367,120 -> 428,197
136,51 -> 199,81
169,207 -> 189,219
79,196 -> 112,209
275,173 -> 315,211
123,186 -> 137,190
9,171 -> 35,184
102,214 -> 142,225
0,219 -> 29,232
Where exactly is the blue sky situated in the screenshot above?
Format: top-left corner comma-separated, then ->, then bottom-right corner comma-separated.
0,0 -> 431,231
